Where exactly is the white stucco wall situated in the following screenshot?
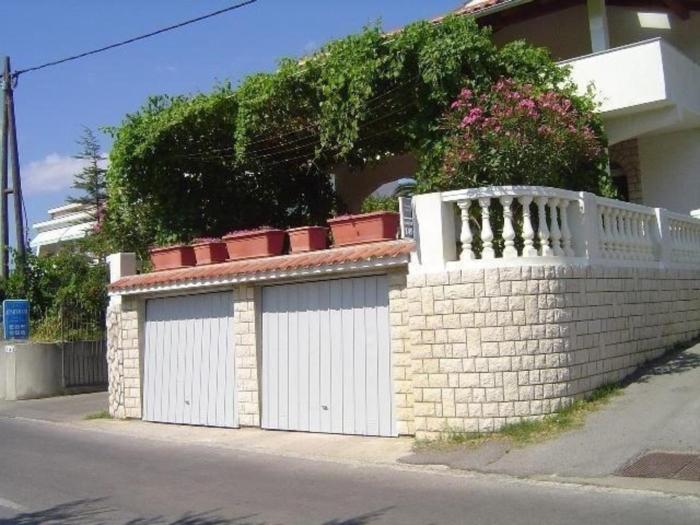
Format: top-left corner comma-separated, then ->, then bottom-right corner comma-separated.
638,128 -> 700,214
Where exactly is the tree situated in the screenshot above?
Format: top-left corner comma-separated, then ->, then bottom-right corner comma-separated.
68,127 -> 108,222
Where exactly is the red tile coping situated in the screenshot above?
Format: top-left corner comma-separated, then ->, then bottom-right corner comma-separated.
110,239 -> 414,293
454,0 -> 514,16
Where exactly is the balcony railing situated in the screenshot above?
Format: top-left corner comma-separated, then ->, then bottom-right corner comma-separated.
412,186 -> 700,271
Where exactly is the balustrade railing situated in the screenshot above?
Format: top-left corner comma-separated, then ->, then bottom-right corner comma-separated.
595,198 -> 657,262
412,185 -> 700,270
668,212 -> 700,265
442,187 -> 580,262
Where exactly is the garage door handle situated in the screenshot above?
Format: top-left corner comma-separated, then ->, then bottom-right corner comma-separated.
321,405 -> 328,411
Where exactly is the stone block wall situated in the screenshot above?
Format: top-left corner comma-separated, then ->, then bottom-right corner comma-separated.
106,296 -> 142,419
234,285 -> 260,427
388,270 -> 414,435
407,265 -> 700,439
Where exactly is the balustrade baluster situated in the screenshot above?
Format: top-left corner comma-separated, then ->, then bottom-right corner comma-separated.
458,200 -> 474,261
598,208 -> 608,258
559,200 -> 575,257
518,196 -> 537,257
610,208 -> 621,259
549,198 -> 564,256
500,196 -> 518,259
536,197 -> 553,256
479,197 -> 495,259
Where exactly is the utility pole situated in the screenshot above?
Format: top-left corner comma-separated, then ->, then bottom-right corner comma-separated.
0,57 -> 10,278
0,56 -> 27,278
7,62 -> 25,259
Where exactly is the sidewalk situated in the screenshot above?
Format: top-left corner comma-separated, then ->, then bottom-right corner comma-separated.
402,341 -> 700,495
0,391 -> 107,423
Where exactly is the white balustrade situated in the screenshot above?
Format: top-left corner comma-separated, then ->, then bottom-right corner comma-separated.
438,186 -> 580,263
596,198 -> 657,262
412,185 -> 700,270
668,213 -> 700,264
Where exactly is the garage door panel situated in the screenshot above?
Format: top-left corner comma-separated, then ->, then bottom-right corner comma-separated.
317,281 -> 332,434
308,283 -> 322,433
287,285 -> 299,431
352,280 -> 367,436
262,276 -> 394,437
144,292 -> 236,428
376,276 -> 393,437
365,277 -> 380,437
329,281 -> 344,434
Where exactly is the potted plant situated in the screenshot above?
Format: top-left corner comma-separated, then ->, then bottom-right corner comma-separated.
191,238 -> 228,265
328,211 -> 400,246
287,226 -> 328,253
149,244 -> 196,271
222,227 -> 286,260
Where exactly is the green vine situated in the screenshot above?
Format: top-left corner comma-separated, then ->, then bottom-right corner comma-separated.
104,15 -> 608,256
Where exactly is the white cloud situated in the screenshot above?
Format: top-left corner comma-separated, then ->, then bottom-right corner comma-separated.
23,153 -> 107,196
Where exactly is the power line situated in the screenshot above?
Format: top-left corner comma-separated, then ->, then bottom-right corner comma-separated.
12,0 -> 259,79
176,78 -> 421,162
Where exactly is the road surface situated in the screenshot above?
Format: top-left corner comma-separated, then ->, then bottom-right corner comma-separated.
0,416 -> 698,524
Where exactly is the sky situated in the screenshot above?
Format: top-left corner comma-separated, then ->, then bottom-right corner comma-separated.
0,0 -> 462,244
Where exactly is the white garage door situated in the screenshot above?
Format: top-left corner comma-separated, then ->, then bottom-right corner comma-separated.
262,275 -> 395,437
143,292 -> 236,428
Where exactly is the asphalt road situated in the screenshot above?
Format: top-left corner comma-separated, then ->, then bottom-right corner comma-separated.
0,417 -> 699,525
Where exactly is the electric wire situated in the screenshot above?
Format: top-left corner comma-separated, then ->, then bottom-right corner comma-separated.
12,0 -> 259,78
174,82 -> 419,163
241,75 -> 421,152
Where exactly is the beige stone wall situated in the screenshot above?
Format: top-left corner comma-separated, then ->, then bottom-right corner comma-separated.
407,265 -> 700,439
234,285 -> 260,427
106,297 -> 142,419
388,270 -> 414,435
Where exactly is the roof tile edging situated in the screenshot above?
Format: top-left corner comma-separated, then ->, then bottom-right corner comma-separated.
109,240 -> 414,295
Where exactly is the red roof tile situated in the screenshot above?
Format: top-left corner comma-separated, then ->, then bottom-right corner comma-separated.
110,240 -> 414,293
454,0 -> 516,16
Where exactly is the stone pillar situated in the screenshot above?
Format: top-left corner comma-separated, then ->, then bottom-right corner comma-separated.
234,284 -> 260,427
106,252 -> 139,419
388,270 -> 413,435
107,296 -> 141,419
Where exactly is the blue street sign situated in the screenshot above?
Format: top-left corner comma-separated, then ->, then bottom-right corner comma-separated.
3,299 -> 29,340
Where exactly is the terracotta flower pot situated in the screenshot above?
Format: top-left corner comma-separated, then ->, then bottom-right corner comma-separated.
192,238 -> 228,265
149,245 -> 195,271
327,211 -> 400,246
222,228 -> 286,260
287,226 -> 328,253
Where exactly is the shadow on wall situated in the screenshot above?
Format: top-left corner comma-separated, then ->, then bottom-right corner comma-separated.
0,498 -> 393,525
625,338 -> 700,385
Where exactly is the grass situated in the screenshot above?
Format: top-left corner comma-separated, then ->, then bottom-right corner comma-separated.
83,410 -> 111,420
416,383 -> 622,450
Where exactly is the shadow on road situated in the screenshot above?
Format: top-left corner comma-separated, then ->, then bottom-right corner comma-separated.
625,339 -> 700,384
0,499 -> 393,525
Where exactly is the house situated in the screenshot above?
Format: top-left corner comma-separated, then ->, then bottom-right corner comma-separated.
337,0 -> 700,215
104,2 -> 700,440
30,203 -> 96,256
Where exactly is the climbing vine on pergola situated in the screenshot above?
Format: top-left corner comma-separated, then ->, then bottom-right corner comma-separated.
105,15 -> 609,256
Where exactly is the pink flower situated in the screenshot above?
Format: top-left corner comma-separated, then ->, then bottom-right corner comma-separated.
460,107 -> 484,128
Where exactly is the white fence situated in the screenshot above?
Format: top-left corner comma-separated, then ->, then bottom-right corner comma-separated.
413,186 -> 700,270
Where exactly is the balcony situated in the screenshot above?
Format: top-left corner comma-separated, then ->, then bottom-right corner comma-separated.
561,38 -> 700,144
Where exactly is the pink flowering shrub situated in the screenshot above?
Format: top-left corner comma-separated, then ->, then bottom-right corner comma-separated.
437,78 -> 609,193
